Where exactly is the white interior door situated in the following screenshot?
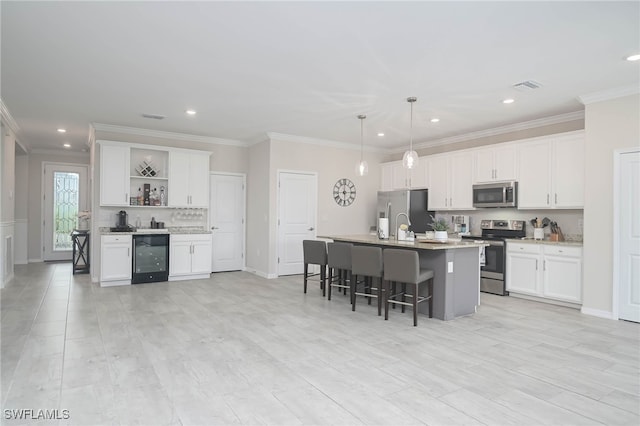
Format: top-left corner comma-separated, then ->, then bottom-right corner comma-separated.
209,173 -> 245,272
277,171 -> 317,276
618,151 -> 640,322
43,163 -> 88,261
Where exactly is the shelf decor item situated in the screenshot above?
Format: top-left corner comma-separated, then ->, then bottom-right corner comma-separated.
429,215 -> 450,241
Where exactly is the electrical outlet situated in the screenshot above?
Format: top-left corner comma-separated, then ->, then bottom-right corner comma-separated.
448,261 -> 454,273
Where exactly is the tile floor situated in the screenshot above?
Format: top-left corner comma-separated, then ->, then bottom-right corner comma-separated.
1,262 -> 639,425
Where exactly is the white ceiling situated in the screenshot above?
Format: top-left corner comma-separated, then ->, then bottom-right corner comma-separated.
2,1 -> 639,153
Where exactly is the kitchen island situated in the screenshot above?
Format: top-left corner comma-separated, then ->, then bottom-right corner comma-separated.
323,235 -> 488,321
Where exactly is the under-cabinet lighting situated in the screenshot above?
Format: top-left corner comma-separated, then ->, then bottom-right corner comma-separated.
626,54 -> 640,62
502,98 -> 515,104
57,128 -> 66,133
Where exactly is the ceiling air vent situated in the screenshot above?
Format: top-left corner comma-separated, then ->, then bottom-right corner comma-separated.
141,113 -> 166,120
513,80 -> 542,91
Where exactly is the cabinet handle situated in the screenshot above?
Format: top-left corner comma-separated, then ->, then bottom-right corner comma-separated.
450,197 -> 453,206
445,198 -> 448,207
125,193 -> 128,203
543,260 -> 546,271
494,169 -> 497,179
547,194 -> 550,205
128,248 -> 130,257
555,193 -> 558,204
535,259 -> 538,270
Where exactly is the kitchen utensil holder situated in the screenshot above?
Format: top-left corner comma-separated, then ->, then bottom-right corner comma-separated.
533,228 -> 544,240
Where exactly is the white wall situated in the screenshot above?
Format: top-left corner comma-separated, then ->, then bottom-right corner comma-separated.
246,140 -> 271,277
1,121 -> 16,286
583,93 -> 640,317
14,154 -> 28,264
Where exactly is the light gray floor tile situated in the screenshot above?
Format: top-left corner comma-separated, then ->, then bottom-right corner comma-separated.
1,263 -> 638,426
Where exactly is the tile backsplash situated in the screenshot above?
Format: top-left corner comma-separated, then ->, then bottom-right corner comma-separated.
435,209 -> 584,240
98,207 -> 207,229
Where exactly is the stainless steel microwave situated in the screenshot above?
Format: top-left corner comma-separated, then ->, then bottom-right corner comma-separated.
473,182 -> 518,208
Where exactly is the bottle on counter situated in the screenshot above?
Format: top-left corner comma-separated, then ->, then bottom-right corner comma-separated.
151,217 -> 156,229
160,186 -> 166,206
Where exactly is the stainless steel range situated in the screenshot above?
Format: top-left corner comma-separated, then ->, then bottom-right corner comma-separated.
463,220 -> 526,295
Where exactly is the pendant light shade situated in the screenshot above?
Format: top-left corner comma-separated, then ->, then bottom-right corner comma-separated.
402,97 -> 419,170
356,114 -> 369,176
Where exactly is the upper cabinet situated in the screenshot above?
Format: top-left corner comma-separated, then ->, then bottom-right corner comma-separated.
168,151 -> 210,207
98,141 -> 210,208
380,159 -> 428,191
100,144 -> 130,206
518,131 -> 584,209
428,152 -> 473,210
473,144 -> 517,183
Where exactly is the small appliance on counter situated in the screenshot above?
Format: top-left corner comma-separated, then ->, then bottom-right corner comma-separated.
110,210 -> 136,232
451,215 -> 470,234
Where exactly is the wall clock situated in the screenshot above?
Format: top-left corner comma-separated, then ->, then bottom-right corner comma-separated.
333,178 -> 356,207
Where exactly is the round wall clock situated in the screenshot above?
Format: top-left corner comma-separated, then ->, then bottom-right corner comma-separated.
333,178 -> 356,207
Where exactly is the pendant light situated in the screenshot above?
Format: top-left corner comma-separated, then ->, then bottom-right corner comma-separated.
356,114 -> 369,176
402,96 -> 419,169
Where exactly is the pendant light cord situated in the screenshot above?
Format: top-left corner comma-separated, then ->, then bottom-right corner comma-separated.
410,100 -> 414,151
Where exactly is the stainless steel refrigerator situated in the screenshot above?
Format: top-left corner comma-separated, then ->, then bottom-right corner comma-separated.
377,189 -> 434,237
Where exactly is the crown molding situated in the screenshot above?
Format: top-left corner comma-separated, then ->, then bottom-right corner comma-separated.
92,123 -> 251,147
87,124 -> 96,147
578,85 -> 640,105
0,99 -> 20,136
390,110 -> 585,153
30,148 -> 90,158
267,132 -> 390,153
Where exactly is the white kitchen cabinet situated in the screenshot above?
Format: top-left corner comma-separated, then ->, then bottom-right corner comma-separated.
100,234 -> 132,286
542,245 -> 583,303
428,152 -> 474,210
473,144 -> 517,183
506,243 -> 541,296
168,151 -> 210,207
169,233 -> 212,280
518,131 -> 584,209
506,242 -> 583,304
381,159 -> 428,190
100,144 -> 130,206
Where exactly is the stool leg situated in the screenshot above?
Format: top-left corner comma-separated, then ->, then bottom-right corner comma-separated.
413,282 -> 418,326
401,283 -> 407,313
321,266 -> 326,297
328,267 -> 333,300
366,277 -> 372,305
392,282 -> 397,309
384,280 -> 390,320
429,278 -> 433,318
304,263 -> 308,293
377,277 -> 382,316
352,274 -> 357,311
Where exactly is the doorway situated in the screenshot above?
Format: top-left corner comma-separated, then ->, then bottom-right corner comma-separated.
277,171 -> 317,276
615,150 -> 640,322
42,163 -> 88,261
209,173 -> 246,272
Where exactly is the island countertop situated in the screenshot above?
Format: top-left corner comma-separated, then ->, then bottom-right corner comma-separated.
320,234 -> 488,250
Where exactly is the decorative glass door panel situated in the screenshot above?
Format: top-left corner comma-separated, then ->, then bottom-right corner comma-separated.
53,172 -> 79,251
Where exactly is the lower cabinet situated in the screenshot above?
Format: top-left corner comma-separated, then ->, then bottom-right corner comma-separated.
506,242 -> 583,304
169,233 -> 212,280
100,234 -> 132,286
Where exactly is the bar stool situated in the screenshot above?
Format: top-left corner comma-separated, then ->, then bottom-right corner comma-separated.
327,242 -> 352,301
383,248 -> 434,326
351,245 -> 384,315
303,240 -> 328,296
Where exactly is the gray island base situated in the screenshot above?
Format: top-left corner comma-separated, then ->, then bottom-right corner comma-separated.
322,235 -> 487,321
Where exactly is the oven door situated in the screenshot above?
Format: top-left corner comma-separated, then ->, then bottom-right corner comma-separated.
480,241 -> 507,295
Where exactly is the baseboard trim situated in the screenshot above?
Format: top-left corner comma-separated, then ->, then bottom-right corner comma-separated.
581,306 -> 616,320
245,268 -> 277,279
28,258 -> 44,263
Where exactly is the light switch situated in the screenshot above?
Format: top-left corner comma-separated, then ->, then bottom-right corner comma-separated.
448,261 -> 453,273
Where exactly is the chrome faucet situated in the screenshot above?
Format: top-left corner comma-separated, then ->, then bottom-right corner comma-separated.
395,212 -> 411,240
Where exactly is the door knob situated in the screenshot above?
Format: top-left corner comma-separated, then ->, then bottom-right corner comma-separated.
308,227 -> 315,231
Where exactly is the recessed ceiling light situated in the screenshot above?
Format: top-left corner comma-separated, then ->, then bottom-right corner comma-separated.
57,128 -> 66,133
377,132 -> 384,137
502,98 -> 515,104
185,109 -> 197,115
63,143 -> 71,148
626,54 -> 640,61
430,118 -> 440,123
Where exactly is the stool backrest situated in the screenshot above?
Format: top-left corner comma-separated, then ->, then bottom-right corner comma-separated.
303,240 -> 327,265
383,249 -> 419,283
351,245 -> 383,278
328,242 -> 352,270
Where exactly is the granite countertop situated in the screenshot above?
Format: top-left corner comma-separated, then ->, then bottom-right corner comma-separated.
505,238 -> 583,247
99,227 -> 211,235
322,234 -> 488,250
